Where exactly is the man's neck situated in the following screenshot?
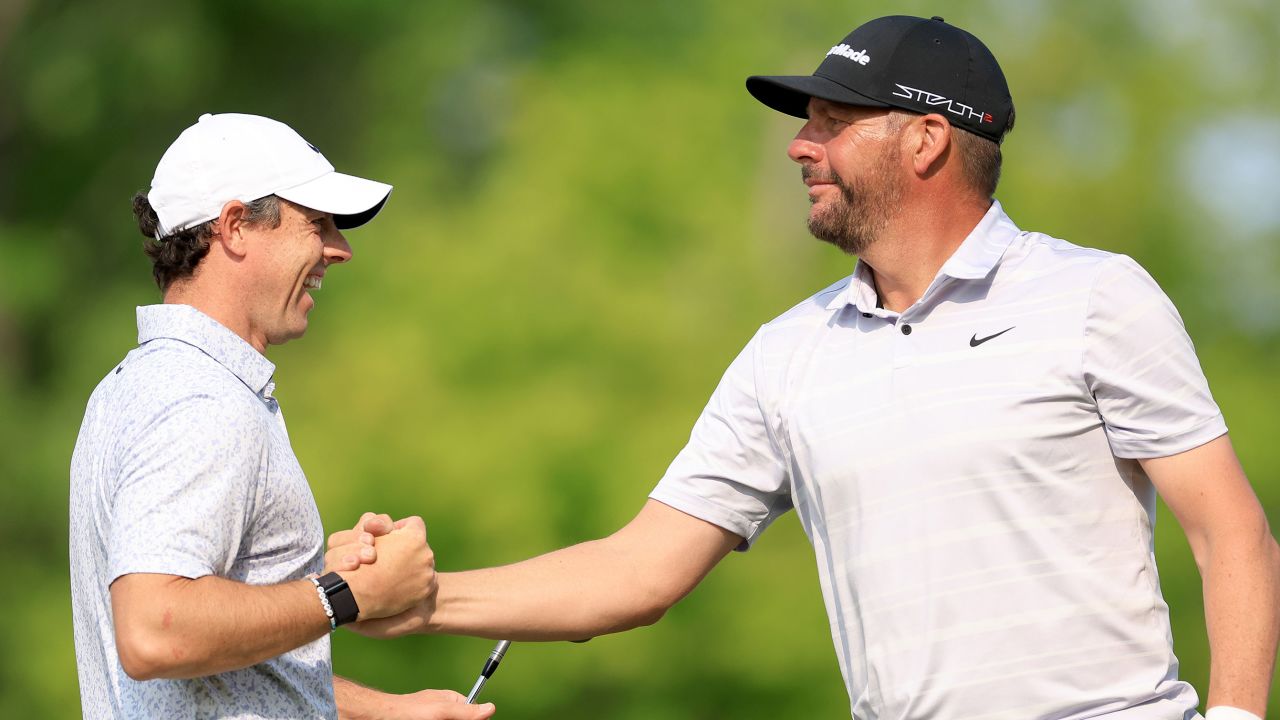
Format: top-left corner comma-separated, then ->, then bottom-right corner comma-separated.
164,281 -> 268,355
859,196 -> 992,313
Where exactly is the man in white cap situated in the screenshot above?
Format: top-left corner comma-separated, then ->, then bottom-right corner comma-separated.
69,113 -> 496,719
337,15 -> 1278,720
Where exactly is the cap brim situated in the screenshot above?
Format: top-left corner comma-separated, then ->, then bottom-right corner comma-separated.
276,171 -> 393,230
746,74 -> 890,118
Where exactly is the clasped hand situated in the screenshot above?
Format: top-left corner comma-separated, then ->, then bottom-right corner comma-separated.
326,514 -> 495,719
325,512 -> 434,637
323,512 -> 436,625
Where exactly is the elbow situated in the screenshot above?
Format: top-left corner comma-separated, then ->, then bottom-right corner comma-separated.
609,585 -> 680,632
110,575 -> 205,680
600,603 -> 668,635
610,565 -> 706,633
577,587 -> 675,636
629,601 -> 671,629
115,625 -> 194,681
116,630 -> 166,681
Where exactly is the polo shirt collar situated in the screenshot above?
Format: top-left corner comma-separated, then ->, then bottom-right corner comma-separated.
937,199 -> 1020,280
137,304 -> 276,396
825,199 -> 1021,313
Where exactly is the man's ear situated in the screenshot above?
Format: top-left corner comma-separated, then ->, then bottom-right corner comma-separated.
211,200 -> 251,257
910,114 -> 952,178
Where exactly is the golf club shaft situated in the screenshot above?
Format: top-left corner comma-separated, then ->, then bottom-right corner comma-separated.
465,640 -> 511,704
464,675 -> 488,704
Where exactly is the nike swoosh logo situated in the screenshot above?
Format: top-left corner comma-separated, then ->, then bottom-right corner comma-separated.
970,327 -> 1015,347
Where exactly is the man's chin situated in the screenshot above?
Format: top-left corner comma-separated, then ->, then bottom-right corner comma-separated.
266,320 -> 309,348
806,205 -> 835,234
807,222 -> 867,257
806,213 -> 842,246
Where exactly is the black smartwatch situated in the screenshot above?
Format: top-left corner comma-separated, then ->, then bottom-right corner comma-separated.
316,572 -> 360,627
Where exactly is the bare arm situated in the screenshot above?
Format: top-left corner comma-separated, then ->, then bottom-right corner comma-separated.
111,516 -> 437,680
349,500 -> 742,641
333,676 -> 495,720
111,573 -> 328,680
1141,434 -> 1280,716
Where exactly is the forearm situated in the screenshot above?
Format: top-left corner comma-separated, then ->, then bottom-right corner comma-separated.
112,573 -> 330,680
335,676 -> 495,720
348,501 -> 740,641
335,675 -> 375,720
429,536 -> 673,640
1201,529 -> 1280,715
335,675 -> 398,720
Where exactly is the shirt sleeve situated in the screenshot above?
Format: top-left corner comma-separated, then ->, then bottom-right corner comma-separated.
1082,255 -> 1227,459
107,393 -> 266,583
650,328 -> 792,550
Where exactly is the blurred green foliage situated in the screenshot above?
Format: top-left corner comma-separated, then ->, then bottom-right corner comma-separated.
2,0 -> 1278,717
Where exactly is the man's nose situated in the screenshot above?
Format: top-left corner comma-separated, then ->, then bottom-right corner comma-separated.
788,123 -> 824,165
323,229 -> 353,265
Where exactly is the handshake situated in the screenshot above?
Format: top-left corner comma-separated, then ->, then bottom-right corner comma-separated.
320,512 -> 436,637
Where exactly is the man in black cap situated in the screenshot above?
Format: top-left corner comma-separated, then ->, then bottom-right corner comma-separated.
334,16 -> 1279,719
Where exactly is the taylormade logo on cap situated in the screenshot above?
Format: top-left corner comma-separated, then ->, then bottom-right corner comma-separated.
148,113 -> 392,239
827,44 -> 871,65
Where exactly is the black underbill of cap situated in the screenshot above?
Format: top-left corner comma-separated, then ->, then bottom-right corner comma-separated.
746,74 -> 891,118
333,193 -> 390,230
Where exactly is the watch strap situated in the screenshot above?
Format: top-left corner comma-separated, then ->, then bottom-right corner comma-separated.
316,572 -> 360,626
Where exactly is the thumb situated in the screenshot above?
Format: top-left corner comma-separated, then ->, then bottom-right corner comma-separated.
363,514 -> 395,536
431,702 -> 496,719
392,515 -> 427,536
460,703 -> 496,719
393,515 -> 425,530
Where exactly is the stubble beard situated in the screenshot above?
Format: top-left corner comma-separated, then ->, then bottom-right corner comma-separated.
805,145 -> 903,256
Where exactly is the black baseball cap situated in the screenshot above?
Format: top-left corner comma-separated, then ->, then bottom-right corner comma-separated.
747,16 -> 1014,143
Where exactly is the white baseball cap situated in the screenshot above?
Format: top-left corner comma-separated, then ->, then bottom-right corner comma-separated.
148,113 -> 393,238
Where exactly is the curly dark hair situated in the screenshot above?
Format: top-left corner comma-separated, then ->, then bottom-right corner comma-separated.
133,193 -> 282,291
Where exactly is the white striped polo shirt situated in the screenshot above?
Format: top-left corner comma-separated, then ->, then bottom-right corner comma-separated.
651,200 -> 1224,720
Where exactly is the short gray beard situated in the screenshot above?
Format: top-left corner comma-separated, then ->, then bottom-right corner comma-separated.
804,145 -> 903,256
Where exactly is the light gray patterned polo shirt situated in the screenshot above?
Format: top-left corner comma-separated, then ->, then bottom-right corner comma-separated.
70,304 -> 335,719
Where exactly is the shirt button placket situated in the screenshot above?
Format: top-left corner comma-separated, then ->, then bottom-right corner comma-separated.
893,317 -> 916,370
